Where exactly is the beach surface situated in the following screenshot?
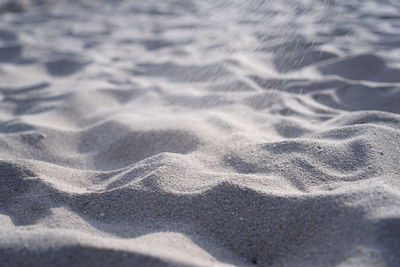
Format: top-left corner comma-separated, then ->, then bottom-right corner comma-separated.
0,0 -> 400,266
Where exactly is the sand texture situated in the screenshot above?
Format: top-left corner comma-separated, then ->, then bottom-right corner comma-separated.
0,0 -> 400,266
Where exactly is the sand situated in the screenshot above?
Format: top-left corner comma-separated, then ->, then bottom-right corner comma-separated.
0,0 -> 400,266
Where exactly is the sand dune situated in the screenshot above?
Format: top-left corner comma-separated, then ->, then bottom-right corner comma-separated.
0,0 -> 400,266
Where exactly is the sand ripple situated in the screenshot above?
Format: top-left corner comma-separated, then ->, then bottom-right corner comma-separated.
0,0 -> 400,266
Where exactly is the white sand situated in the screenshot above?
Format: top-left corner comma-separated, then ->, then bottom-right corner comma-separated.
0,0 -> 400,266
